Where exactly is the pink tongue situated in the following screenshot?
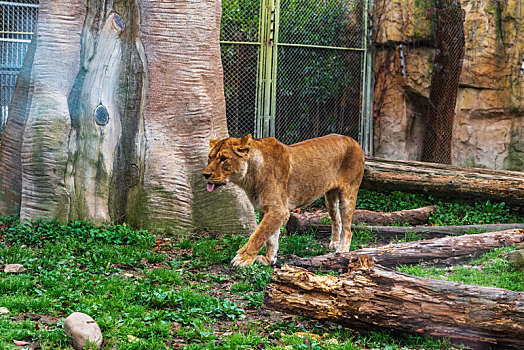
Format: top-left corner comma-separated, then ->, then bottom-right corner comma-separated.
207,183 -> 215,192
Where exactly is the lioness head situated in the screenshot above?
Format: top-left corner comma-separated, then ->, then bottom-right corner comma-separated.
202,134 -> 252,192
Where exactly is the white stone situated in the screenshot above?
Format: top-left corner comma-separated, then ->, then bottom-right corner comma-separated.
64,312 -> 103,349
4,264 -> 26,273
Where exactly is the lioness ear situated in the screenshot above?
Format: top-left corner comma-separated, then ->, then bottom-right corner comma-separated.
233,134 -> 252,157
209,137 -> 220,150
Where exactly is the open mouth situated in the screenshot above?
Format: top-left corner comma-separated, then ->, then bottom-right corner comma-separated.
206,182 -> 226,192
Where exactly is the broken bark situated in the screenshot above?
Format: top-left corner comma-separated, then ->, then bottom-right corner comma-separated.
286,206 -> 435,233
362,157 -> 524,207
284,229 -> 524,272
264,260 -> 524,349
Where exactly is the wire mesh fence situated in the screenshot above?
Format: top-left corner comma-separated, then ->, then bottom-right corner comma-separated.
220,0 -> 260,139
0,0 -> 38,135
220,0 -> 373,147
421,2 -> 465,164
275,47 -> 363,144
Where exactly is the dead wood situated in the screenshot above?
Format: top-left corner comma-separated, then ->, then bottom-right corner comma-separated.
286,206 -> 435,233
362,157 -> 524,207
284,229 -> 524,272
306,223 -> 524,243
264,259 -> 524,349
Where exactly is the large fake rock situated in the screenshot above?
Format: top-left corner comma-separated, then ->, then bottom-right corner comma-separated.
264,260 -> 524,349
0,1 -> 255,234
64,312 -> 103,349
373,0 -> 524,170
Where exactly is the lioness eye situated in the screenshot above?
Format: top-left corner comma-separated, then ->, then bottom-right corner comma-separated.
220,157 -> 227,162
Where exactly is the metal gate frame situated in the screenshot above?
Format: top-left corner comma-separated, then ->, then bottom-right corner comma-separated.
221,0 -> 374,153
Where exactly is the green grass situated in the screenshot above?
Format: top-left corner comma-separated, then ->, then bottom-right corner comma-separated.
356,189 -> 522,225
309,189 -> 523,226
1,188 -> 522,349
397,246 -> 524,291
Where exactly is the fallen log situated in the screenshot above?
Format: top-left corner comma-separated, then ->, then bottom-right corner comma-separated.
315,223 -> 524,243
362,156 -> 524,207
286,206 -> 435,233
263,259 -> 524,349
284,229 -> 524,272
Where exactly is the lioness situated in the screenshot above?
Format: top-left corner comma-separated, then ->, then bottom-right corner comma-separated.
203,134 -> 365,266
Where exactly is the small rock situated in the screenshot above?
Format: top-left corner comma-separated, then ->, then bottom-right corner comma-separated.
4,264 -> 26,273
64,312 -> 103,349
294,332 -> 322,340
127,335 -> 140,343
0,307 -> 9,315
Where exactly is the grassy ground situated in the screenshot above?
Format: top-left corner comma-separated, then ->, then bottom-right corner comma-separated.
0,190 -> 523,349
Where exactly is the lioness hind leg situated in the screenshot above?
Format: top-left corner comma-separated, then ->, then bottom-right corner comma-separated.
325,189 -> 342,250
337,187 -> 358,253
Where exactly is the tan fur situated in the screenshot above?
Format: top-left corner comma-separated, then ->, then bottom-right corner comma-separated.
203,134 -> 365,266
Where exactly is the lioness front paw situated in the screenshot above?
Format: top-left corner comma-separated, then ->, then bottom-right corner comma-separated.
254,255 -> 271,266
329,241 -> 339,250
231,253 -> 256,267
336,244 -> 350,253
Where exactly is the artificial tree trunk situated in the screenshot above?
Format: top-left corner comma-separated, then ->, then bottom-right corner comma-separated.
0,0 -> 256,234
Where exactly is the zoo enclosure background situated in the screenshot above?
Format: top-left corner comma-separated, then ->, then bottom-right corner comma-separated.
2,0 -> 517,171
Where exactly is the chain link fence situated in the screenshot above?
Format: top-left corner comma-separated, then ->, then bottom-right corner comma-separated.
220,0 -> 260,139
220,0 -> 374,147
275,0 -> 366,145
421,1 -> 465,164
0,0 -> 38,135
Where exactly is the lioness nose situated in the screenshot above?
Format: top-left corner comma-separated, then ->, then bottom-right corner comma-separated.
203,172 -> 211,180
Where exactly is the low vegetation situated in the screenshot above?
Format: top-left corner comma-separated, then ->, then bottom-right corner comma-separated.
355,189 -> 522,226
0,190 -> 522,349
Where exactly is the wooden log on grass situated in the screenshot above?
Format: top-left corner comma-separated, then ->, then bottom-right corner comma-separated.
286,206 -> 436,233
362,157 -> 524,207
306,223 -> 524,243
263,258 -> 524,349
283,229 -> 524,272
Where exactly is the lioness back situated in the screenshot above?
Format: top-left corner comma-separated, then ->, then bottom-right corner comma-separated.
286,134 -> 364,208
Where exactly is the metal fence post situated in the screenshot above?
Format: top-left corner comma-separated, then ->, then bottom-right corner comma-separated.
360,0 -> 375,155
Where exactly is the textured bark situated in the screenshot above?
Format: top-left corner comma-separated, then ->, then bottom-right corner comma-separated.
0,0 -> 86,221
286,206 -> 435,233
284,229 -> 524,272
264,261 -> 524,349
363,157 -> 524,207
0,0 -> 256,234
310,223 -> 524,242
